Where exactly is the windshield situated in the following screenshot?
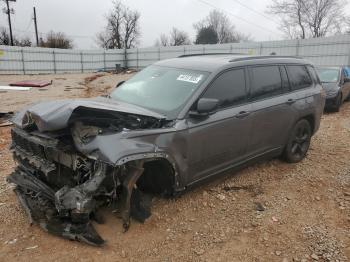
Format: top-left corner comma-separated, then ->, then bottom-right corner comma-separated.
317,68 -> 339,83
110,65 -> 209,119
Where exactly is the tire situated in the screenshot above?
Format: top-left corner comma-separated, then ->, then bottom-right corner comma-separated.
283,119 -> 312,163
333,93 -> 342,112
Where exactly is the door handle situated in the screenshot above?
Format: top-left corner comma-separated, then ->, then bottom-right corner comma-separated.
286,99 -> 296,105
235,111 -> 250,118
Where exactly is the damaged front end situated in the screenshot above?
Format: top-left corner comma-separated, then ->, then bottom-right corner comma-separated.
7,98 -> 176,246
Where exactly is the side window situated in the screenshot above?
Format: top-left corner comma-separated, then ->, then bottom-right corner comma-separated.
307,65 -> 320,84
280,66 -> 290,91
202,68 -> 246,108
287,65 -> 313,90
343,67 -> 350,78
250,65 -> 282,100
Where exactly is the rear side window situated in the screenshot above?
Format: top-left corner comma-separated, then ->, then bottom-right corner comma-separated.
343,67 -> 350,78
250,66 -> 282,100
307,65 -> 320,84
202,68 -> 246,108
287,65 -> 312,90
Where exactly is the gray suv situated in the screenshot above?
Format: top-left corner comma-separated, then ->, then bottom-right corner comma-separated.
8,55 -> 325,246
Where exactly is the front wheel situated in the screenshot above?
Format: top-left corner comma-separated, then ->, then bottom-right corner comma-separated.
283,119 -> 312,163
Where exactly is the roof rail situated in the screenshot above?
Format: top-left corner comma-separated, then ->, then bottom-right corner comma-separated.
229,55 -> 302,62
178,52 -> 247,58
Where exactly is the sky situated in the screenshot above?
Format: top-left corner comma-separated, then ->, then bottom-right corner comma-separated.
0,0 -> 349,49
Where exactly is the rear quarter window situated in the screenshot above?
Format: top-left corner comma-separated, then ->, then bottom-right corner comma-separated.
287,65 -> 313,90
306,65 -> 320,84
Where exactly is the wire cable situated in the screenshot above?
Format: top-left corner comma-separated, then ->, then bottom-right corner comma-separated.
231,0 -> 279,23
196,0 -> 283,37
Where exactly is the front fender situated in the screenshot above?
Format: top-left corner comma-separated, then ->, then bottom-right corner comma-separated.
73,128 -> 189,191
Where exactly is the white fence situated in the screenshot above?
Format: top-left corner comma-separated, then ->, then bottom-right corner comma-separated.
1,34 -> 350,74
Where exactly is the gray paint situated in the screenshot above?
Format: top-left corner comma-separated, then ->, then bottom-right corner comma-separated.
12,55 -> 325,191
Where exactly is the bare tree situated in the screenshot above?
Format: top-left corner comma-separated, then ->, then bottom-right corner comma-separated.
40,31 -> 73,49
97,0 -> 140,49
155,28 -> 190,46
268,0 -> 349,39
169,28 -> 190,46
194,10 -> 251,43
0,27 -> 32,47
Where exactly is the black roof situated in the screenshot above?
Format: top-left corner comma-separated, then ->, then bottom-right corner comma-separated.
154,54 -> 310,72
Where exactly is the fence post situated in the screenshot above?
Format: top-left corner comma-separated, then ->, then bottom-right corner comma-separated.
158,47 -> 161,61
136,48 -> 139,70
123,48 -> 128,68
296,39 -> 300,56
259,43 -> 263,55
203,46 -> 205,54
52,50 -> 57,74
80,52 -> 84,73
103,50 -> 106,69
183,46 -> 186,55
230,44 -> 233,53
21,49 -> 25,75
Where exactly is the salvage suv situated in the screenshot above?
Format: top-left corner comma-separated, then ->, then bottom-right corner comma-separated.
8,55 -> 325,246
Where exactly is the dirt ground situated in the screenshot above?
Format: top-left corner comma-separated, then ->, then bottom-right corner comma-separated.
0,73 -> 349,262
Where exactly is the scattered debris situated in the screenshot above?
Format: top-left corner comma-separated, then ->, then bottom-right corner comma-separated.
254,202 -> 265,211
84,74 -> 105,84
25,245 -> 38,250
271,216 -> 279,222
0,86 -> 31,91
10,80 -> 52,88
5,239 -> 17,245
0,112 -> 14,127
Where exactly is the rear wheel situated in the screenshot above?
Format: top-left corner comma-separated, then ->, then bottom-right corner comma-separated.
283,119 -> 312,163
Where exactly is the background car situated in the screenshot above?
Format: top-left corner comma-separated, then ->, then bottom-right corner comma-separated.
317,66 -> 350,111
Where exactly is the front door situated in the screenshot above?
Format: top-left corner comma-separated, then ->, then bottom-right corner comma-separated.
186,68 -> 253,183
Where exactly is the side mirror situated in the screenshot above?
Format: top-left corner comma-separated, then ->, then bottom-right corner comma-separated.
189,98 -> 219,117
197,98 -> 219,114
116,81 -> 125,87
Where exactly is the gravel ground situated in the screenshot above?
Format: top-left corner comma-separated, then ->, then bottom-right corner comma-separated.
0,73 -> 349,262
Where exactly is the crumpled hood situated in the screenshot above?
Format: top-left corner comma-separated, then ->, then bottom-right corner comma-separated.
12,97 -> 165,132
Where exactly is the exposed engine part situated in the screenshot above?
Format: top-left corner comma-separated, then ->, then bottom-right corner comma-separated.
8,127 -> 155,246
8,101 -> 178,246
54,163 -> 108,221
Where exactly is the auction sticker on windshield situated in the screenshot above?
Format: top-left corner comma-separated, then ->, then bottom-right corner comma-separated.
177,74 -> 203,84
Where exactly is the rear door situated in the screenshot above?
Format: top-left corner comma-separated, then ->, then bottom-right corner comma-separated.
246,65 -> 299,156
187,68 -> 253,183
